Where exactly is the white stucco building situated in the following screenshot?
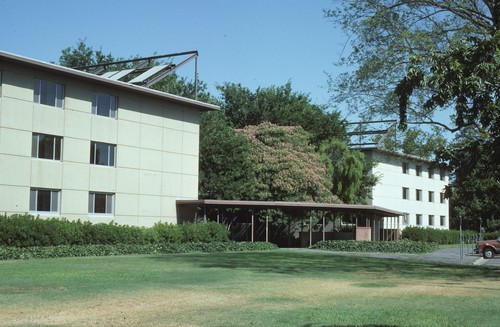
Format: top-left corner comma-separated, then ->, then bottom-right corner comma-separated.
0,51 -> 218,226
362,147 -> 449,231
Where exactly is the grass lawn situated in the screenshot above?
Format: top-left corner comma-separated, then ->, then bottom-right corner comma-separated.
0,249 -> 498,327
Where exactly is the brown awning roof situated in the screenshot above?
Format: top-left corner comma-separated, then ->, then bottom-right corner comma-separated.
176,199 -> 403,217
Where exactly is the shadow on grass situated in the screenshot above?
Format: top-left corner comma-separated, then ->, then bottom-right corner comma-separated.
149,250 -> 500,281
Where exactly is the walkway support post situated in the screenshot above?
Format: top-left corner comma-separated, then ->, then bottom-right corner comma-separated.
309,215 -> 312,247
266,214 -> 269,243
322,214 -> 325,242
251,209 -> 255,243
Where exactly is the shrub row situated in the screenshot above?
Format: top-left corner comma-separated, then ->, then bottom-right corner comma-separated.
401,226 -> 477,244
0,241 -> 279,260
482,232 -> 500,240
0,214 -> 229,247
310,240 -> 440,254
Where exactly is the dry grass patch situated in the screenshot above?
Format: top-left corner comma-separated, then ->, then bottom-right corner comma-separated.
1,251 -> 499,326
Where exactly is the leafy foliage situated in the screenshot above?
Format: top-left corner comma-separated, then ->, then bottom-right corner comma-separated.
239,123 -> 339,203
218,82 -> 346,146
0,214 -> 229,247
0,242 -> 278,261
401,226 -> 477,244
328,1 -> 499,228
311,239 -> 439,254
326,0 -> 496,127
198,111 -> 259,200
320,139 -> 378,203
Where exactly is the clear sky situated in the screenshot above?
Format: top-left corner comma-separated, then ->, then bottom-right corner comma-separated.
0,0 -> 348,109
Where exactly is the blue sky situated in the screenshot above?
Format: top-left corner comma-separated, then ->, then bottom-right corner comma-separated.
0,0 -> 349,109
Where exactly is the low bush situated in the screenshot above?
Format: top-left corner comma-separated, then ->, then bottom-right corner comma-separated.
0,242 -> 278,260
401,226 -> 478,244
0,214 -> 229,247
482,231 -> 500,240
311,240 -> 439,254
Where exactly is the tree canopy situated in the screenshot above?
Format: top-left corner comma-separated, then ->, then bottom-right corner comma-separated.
217,82 -> 347,146
327,0 -> 498,128
328,0 -> 500,228
239,122 -> 340,204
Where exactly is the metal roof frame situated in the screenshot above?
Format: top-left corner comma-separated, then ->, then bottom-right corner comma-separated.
0,51 -> 218,112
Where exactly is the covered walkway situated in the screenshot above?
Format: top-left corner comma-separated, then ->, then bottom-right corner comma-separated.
176,200 -> 403,246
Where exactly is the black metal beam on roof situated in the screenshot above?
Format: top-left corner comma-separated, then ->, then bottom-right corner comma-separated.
72,51 -> 199,70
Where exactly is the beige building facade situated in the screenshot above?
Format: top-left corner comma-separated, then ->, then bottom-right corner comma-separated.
363,147 -> 449,230
0,52 -> 218,226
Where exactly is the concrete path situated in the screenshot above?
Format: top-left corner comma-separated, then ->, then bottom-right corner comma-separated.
295,247 -> 500,267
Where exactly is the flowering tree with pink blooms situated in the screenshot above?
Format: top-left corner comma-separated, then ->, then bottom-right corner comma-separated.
239,122 -> 340,204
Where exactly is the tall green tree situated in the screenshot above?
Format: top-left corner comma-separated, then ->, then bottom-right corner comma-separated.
218,82 -> 347,147
326,0 -> 497,129
320,139 -> 378,204
328,1 -> 499,229
198,111 -> 259,200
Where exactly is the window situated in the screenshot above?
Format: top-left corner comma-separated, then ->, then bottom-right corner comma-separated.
0,70 -> 3,97
32,133 -> 62,160
402,162 -> 409,174
440,192 -> 446,204
440,168 -> 446,181
30,188 -> 60,213
416,165 -> 422,176
429,215 -> 435,226
88,192 -> 114,214
428,191 -> 434,203
428,168 -> 434,179
34,79 -> 64,107
416,214 -> 422,226
416,189 -> 422,201
403,213 -> 410,225
402,187 -> 410,200
92,92 -> 117,118
90,142 -> 116,166
440,215 -> 446,226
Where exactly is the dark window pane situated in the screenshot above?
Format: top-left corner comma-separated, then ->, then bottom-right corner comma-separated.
97,94 -> 111,117
38,134 -> 54,159
55,84 -> 64,107
94,193 -> 106,213
95,143 -> 108,165
54,137 -> 61,160
109,145 -> 115,166
40,80 -> 57,106
90,142 -> 95,164
37,190 -> 51,211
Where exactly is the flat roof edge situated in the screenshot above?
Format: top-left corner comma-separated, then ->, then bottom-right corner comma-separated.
176,199 -> 404,217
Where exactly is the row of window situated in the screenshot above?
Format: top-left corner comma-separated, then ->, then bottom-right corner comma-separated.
402,162 -> 446,181
30,189 -> 114,214
32,132 -> 116,166
402,187 -> 446,203
403,213 -> 446,227
34,78 -> 117,118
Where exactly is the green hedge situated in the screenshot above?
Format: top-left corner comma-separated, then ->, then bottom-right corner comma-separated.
401,226 -> 479,244
0,242 -> 279,260
482,232 -> 500,240
311,240 -> 439,254
0,214 -> 229,247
